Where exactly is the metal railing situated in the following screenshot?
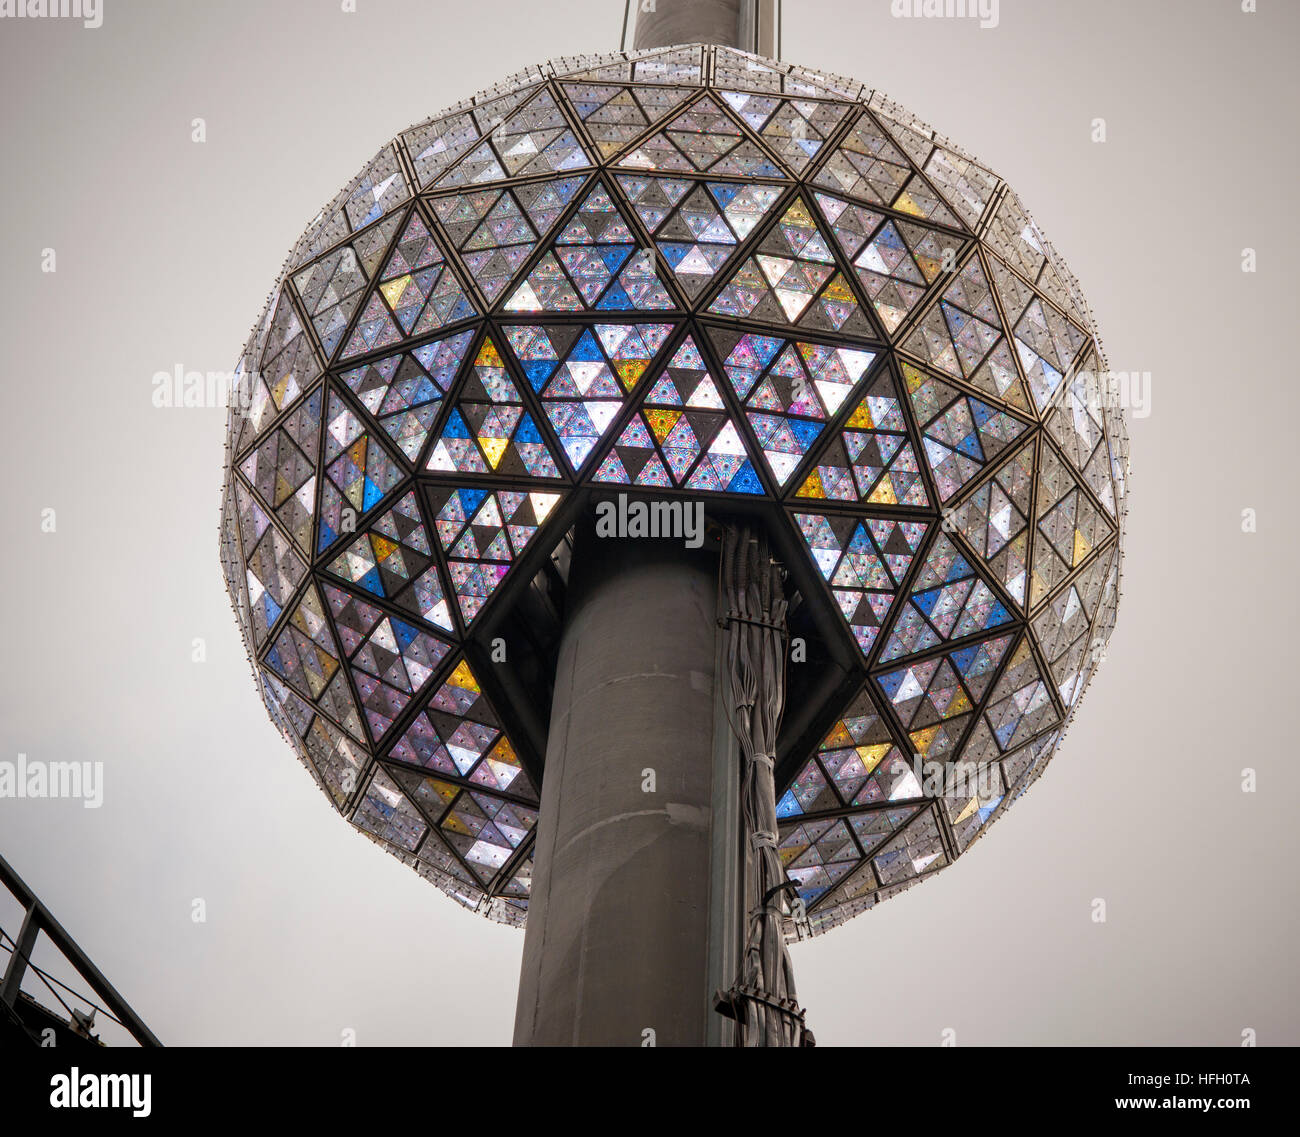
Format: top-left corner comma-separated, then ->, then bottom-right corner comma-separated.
0,852 -> 160,1047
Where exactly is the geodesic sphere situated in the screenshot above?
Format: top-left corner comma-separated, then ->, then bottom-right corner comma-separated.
220,44 -> 1128,934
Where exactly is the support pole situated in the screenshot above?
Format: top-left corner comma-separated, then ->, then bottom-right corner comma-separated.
0,906 -> 38,1009
632,0 -> 778,55
513,518 -> 723,1046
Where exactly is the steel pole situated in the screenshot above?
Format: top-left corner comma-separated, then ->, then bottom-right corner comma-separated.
631,0 -> 777,54
513,518 -> 723,1046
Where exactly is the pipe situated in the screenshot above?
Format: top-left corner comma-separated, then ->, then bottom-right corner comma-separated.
631,0 -> 777,55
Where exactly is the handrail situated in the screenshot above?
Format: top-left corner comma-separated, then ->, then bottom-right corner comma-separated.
0,851 -> 161,1047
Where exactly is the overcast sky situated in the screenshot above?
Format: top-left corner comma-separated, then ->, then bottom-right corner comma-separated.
1,0 -> 1296,1046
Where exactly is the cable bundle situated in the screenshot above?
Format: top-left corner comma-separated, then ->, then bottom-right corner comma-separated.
719,526 -> 813,1047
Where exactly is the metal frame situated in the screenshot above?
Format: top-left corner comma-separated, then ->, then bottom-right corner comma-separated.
0,853 -> 160,1047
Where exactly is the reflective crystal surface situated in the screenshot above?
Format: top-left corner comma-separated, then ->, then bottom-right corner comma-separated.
221,45 -> 1127,934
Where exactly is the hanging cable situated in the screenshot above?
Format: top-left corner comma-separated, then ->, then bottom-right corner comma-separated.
714,523 -> 813,1047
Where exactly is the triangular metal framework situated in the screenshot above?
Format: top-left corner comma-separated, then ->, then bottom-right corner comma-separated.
220,45 -> 1129,937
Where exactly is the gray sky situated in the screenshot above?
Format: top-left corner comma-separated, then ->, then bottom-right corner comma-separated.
1,0 -> 1296,1046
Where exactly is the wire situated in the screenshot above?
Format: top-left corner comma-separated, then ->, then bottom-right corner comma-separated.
0,926 -> 126,1032
715,523 -> 809,1046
